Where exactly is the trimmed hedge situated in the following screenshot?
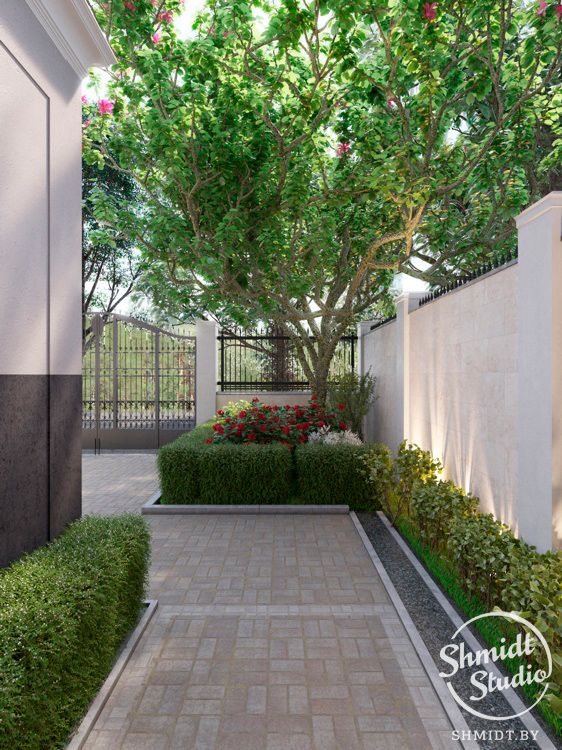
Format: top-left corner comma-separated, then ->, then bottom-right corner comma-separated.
199,443 -> 292,504
295,443 -> 375,507
0,514 -> 150,750
159,423 -> 376,507
158,422 -> 214,502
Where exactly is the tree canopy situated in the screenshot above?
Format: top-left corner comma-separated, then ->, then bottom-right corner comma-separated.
84,0 -> 561,396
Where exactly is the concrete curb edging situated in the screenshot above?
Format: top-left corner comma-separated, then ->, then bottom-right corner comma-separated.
141,493 -> 349,514
66,600 -> 158,750
377,512 -> 557,750
350,512 -> 476,750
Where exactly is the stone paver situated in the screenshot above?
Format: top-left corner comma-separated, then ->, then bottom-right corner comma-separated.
81,454 -> 460,749
83,453 -> 158,515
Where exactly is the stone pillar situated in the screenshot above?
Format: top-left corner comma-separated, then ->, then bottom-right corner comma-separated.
516,192 -> 562,551
396,291 -> 426,447
195,320 -> 219,425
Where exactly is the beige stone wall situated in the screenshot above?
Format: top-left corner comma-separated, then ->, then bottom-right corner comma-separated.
408,264 -> 518,523
362,321 -> 404,452
362,264 -> 518,526
216,392 -> 312,412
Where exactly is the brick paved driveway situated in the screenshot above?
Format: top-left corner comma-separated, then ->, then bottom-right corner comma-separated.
82,454 -> 460,750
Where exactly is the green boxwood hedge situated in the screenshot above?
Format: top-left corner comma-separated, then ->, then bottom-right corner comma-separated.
295,443 -> 375,507
158,423 -> 377,508
199,443 -> 292,504
0,514 -> 150,750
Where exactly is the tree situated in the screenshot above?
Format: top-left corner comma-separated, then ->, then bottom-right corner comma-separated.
82,144 -> 143,348
84,0 -> 561,401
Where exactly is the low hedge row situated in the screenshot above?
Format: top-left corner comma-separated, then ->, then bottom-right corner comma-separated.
361,441 -> 562,728
0,514 -> 150,750
295,443 -> 374,507
158,423 -> 374,506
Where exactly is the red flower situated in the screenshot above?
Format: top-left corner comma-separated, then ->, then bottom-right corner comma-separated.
281,425 -> 290,435
311,394 -> 317,400
423,2 -> 437,19
239,410 -> 247,418
247,432 -> 256,441
337,403 -> 346,411
205,438 -> 213,444
259,424 -> 267,432
212,423 -> 224,434
252,397 -> 260,403
336,142 -> 351,156
217,409 -> 224,416
338,421 -> 348,431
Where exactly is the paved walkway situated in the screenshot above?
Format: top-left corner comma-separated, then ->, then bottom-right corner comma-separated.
82,454 -> 460,750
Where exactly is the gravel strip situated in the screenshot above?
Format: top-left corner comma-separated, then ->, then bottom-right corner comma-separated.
357,513 -> 561,750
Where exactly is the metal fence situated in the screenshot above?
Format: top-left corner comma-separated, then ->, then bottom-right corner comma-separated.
83,313 -> 196,450
217,328 -> 357,392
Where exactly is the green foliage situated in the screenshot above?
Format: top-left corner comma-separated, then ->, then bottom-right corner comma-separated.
367,442 -> 561,727
157,422 -> 214,502
326,372 -> 377,436
0,514 -> 150,750
411,479 -> 478,552
83,0 -> 561,396
359,443 -> 394,513
159,423 -> 373,506
361,441 -> 442,524
82,147 -> 143,320
398,518 -> 562,736
295,443 -> 375,509
218,399 -> 253,419
199,443 -> 292,504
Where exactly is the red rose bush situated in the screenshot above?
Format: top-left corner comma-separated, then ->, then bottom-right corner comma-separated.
208,396 -> 350,447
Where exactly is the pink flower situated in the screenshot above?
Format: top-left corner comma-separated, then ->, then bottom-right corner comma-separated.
537,0 -> 548,14
159,9 -> 173,23
82,119 -> 92,129
557,3 -> 562,17
81,94 -> 88,105
98,99 -> 114,115
152,31 -> 162,44
125,0 -> 136,10
336,142 -> 351,156
223,30 -> 231,38
423,2 -> 437,20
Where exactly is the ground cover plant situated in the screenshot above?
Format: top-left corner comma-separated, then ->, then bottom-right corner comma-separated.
361,442 -> 562,733
0,514 -> 150,750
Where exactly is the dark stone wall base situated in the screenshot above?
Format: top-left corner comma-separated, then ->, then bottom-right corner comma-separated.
0,375 -> 81,567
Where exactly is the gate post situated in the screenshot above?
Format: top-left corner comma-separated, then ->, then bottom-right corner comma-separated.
195,320 -> 218,425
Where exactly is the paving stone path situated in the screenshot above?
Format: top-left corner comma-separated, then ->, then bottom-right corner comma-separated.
82,453 -> 460,750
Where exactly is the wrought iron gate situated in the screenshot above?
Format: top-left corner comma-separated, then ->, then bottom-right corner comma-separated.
82,313 -> 196,450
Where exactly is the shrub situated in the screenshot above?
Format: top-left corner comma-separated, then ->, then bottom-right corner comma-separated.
327,371 -> 377,436
361,441 -> 442,524
198,443 -> 292,504
295,443 -> 375,508
372,442 -> 562,726
0,514 -> 150,750
411,479 -> 478,551
158,422 -> 214,502
209,396 -> 349,446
